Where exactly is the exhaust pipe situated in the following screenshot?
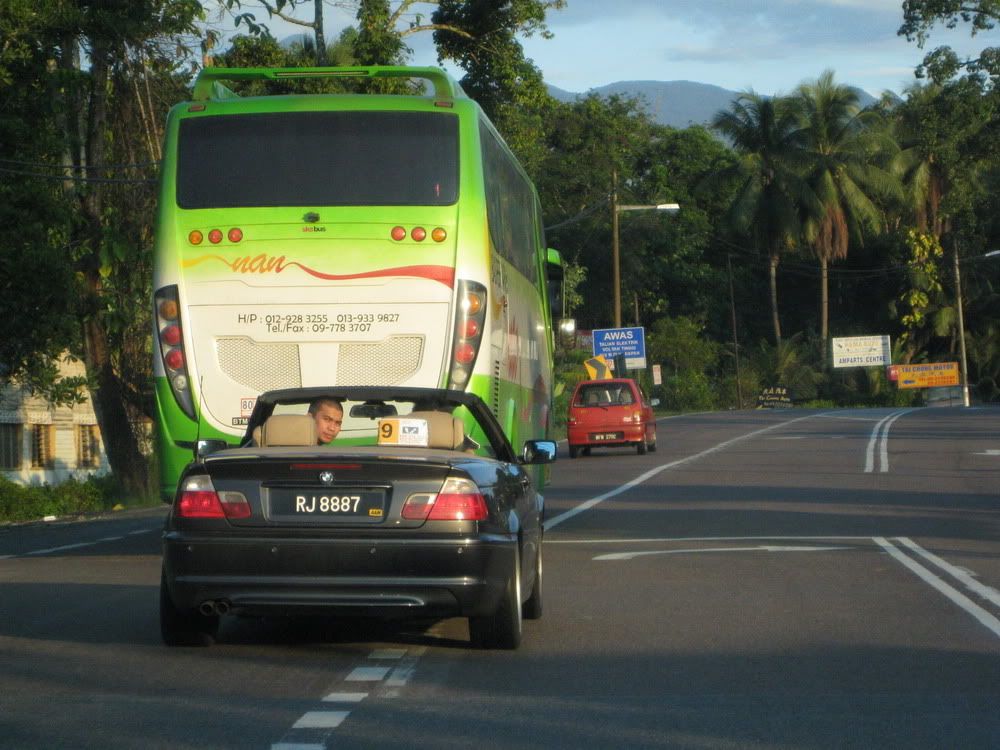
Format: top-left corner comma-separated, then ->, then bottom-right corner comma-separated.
198,599 -> 232,616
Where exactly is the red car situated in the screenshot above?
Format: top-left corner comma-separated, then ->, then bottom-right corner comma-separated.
566,378 -> 657,458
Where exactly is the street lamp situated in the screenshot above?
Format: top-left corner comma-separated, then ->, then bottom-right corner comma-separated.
610,169 -> 680,327
954,249 -> 1000,407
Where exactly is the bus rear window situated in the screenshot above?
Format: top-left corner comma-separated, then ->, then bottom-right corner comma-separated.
176,111 -> 459,208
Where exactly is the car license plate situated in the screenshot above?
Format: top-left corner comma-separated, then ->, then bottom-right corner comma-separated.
591,432 -> 623,441
269,488 -> 386,522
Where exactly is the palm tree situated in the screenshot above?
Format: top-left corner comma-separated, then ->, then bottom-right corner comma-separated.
793,70 -> 899,352
711,92 -> 816,344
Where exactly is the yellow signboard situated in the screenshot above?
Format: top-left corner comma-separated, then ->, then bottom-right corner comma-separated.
891,362 -> 960,389
584,355 -> 612,380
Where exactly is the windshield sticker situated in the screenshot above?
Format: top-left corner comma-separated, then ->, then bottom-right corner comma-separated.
378,418 -> 429,447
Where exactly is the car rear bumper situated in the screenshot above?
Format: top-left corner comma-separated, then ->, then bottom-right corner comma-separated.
567,423 -> 646,446
162,532 -> 516,618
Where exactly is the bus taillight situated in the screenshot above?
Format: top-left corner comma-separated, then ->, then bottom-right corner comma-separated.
208,229 -> 223,244
448,280 -> 487,390
227,228 -> 243,243
188,230 -> 204,245
154,285 -> 196,420
391,226 -> 406,241
431,228 -> 447,242
161,325 -> 182,347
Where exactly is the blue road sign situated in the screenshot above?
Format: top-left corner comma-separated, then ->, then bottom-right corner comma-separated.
592,327 -> 646,369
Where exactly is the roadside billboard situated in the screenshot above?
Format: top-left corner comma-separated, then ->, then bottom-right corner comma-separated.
890,362 -> 960,389
831,335 -> 891,368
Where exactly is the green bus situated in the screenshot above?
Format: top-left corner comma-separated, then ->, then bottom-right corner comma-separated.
152,66 -> 562,499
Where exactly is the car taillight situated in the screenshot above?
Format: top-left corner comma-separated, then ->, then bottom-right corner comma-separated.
447,280 -> 487,390
154,285 -> 196,420
177,476 -> 251,519
401,477 -> 488,521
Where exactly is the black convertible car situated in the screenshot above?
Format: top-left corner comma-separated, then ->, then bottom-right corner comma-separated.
160,386 -> 556,649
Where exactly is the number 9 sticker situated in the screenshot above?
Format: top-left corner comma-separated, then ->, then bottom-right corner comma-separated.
377,418 -> 429,446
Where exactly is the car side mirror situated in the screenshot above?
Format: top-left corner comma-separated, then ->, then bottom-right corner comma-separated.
195,439 -> 230,460
521,440 -> 557,464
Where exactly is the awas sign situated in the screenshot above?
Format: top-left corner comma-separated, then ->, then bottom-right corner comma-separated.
592,327 -> 647,370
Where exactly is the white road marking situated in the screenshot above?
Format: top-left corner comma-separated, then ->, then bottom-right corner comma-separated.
321,692 -> 367,703
545,413 -> 820,530
548,535 -> 874,545
3,525 -> 159,559
896,537 -> 1000,608
345,666 -> 392,682
271,744 -> 323,750
875,537 -> 1000,640
864,409 -> 913,473
291,711 -> 349,729
594,545 -> 851,561
369,648 -> 406,659
975,449 -> 1000,456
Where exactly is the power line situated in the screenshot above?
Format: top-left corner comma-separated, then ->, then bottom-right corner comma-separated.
0,166 -> 157,184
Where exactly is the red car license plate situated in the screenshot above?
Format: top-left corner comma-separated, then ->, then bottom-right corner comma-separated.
591,432 -> 623,441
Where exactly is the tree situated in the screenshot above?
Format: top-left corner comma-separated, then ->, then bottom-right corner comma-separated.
898,0 -> 1000,83
1,0 -> 204,496
710,92 -> 817,344
538,94 -> 657,328
793,70 -> 899,351
433,0 -> 564,172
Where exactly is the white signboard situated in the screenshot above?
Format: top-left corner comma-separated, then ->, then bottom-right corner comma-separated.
831,335 -> 891,368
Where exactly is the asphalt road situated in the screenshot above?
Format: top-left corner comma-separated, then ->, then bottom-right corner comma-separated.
1,406 -> 998,749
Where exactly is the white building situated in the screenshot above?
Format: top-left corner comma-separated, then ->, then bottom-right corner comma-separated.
0,357 -> 109,485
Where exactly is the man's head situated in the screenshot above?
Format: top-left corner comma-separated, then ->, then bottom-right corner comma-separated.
308,398 -> 343,444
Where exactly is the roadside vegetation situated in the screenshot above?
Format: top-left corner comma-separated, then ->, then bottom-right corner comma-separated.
1,1 -> 997,504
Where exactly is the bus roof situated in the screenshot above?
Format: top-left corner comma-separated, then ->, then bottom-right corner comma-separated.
191,66 -> 468,102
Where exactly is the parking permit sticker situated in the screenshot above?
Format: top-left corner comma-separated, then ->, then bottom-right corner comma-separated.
378,418 -> 429,446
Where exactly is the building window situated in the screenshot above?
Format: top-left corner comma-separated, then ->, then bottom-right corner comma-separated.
77,425 -> 101,468
31,424 -> 54,469
0,424 -> 21,470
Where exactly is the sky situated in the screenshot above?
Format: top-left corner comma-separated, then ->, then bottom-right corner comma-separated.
237,0 -> 1000,98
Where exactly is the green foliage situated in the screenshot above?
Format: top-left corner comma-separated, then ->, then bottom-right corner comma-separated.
433,0 -> 563,172
658,372 -> 717,412
354,0 -> 407,69
0,475 -> 108,523
898,229 -> 946,343
749,333 -> 824,402
648,316 -> 720,376
898,0 -> 1000,83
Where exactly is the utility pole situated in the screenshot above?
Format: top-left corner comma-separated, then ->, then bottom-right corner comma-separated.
728,254 -> 744,408
611,169 -> 622,328
953,246 -> 970,407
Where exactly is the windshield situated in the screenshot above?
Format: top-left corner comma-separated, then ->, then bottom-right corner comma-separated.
176,111 -> 459,208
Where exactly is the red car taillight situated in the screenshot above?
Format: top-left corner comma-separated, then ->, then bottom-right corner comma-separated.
177,476 -> 251,519
401,477 -> 488,521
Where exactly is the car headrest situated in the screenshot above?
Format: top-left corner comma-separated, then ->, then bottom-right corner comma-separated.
258,414 -> 316,447
407,411 -> 465,450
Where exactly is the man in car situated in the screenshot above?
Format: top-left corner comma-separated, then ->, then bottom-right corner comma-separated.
308,397 -> 343,444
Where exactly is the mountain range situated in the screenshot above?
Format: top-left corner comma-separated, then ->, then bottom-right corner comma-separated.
547,80 -> 882,130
